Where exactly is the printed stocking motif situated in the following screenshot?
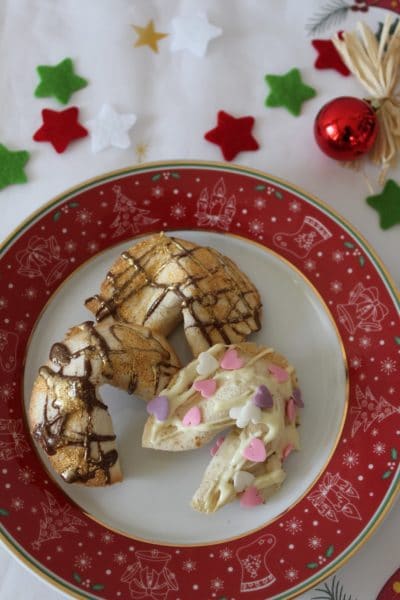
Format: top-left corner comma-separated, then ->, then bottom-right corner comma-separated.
273,216 -> 332,259
236,534 -> 276,593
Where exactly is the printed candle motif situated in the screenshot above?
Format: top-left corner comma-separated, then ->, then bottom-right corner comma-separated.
195,177 -> 236,230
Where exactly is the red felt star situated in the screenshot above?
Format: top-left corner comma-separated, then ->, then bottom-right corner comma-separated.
33,107 -> 88,153
204,111 -> 259,161
312,39 -> 350,76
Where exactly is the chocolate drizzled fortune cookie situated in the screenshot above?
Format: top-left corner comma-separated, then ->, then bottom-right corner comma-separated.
29,318 -> 180,486
85,233 -> 262,357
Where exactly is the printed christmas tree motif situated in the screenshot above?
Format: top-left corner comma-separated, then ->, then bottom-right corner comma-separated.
121,548 -> 179,600
110,184 -> 159,238
195,177 -> 236,230
32,490 -> 85,550
16,235 -> 69,286
337,282 -> 389,335
351,386 -> 400,437
0,419 -> 30,461
308,472 -> 361,523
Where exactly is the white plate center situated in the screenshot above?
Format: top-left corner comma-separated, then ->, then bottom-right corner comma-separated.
24,231 -> 347,545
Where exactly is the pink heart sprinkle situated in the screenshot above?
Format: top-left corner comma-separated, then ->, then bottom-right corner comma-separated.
193,378 -> 217,398
182,406 -> 202,427
286,398 -> 296,423
242,437 -> 267,462
282,443 -> 294,461
268,363 -> 289,383
146,395 -> 169,421
220,348 -> 244,370
210,435 -> 225,456
240,485 -> 263,508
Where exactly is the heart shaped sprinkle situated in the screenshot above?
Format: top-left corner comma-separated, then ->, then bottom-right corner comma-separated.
282,443 -> 294,460
286,398 -> 296,423
196,351 -> 219,377
146,395 -> 169,421
220,348 -> 244,370
193,378 -> 217,398
233,470 -> 255,492
210,435 -> 225,456
242,437 -> 267,462
292,388 -> 304,408
393,581 -> 400,593
268,363 -> 289,383
240,485 -> 263,508
229,401 -> 262,428
252,385 -> 273,409
182,406 -> 202,427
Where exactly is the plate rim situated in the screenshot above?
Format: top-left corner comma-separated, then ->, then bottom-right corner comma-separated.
1,159 -> 399,600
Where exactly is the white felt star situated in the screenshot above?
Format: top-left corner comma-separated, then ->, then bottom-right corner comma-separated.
170,13 -> 222,57
86,104 -> 137,153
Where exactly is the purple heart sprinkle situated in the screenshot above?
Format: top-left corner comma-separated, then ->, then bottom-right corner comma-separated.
292,388 -> 304,408
252,385 -> 273,409
147,395 -> 169,421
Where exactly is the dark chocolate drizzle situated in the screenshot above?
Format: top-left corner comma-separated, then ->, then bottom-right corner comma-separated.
34,323 -> 118,484
34,318 -> 179,484
86,236 -> 262,347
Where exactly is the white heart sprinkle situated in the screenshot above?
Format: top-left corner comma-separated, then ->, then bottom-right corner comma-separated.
233,470 -> 256,492
196,352 -> 219,377
229,401 -> 262,428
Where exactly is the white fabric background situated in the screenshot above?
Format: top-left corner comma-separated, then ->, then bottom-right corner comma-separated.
0,1 -> 398,598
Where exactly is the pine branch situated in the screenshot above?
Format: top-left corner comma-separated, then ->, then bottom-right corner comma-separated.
306,0 -> 352,36
311,576 -> 357,600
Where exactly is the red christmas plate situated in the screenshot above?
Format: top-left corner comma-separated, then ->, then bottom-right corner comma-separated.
0,162 -> 399,599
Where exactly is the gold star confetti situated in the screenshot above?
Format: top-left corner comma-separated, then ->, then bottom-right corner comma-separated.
135,142 -> 148,163
132,20 -> 168,53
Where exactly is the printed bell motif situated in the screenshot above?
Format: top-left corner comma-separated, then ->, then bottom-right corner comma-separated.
121,549 -> 178,600
16,235 -> 68,286
273,216 -> 332,259
337,282 -> 388,334
235,533 -> 276,593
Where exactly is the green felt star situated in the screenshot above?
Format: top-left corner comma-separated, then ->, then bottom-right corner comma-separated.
265,68 -> 316,116
34,58 -> 88,104
0,144 -> 30,191
366,179 -> 400,230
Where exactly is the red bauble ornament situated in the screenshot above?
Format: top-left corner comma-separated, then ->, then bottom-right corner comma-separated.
314,96 -> 378,161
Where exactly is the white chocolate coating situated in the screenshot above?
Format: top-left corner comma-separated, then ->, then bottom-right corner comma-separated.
142,342 -> 301,513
